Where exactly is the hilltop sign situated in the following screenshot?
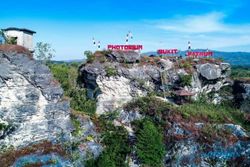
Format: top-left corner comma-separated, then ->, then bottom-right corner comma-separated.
187,51 -> 213,57
107,45 -> 143,51
157,49 -> 178,55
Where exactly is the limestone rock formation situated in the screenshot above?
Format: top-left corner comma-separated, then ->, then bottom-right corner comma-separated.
0,51 -> 72,149
233,80 -> 250,113
79,52 -> 232,115
107,51 -> 141,63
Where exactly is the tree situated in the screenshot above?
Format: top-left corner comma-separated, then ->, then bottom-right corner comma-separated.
136,119 -> 165,167
84,51 -> 94,63
34,42 -> 55,64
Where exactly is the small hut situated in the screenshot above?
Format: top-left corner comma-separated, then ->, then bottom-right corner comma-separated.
2,27 -> 36,52
173,89 -> 195,104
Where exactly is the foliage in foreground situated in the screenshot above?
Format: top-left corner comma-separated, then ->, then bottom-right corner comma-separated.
49,63 -> 96,115
178,74 -> 192,87
86,117 -> 130,167
135,119 -> 165,167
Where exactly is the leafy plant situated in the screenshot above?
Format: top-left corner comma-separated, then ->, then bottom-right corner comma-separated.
84,51 -> 95,63
105,66 -> 118,77
35,42 -> 55,64
125,96 -> 172,116
49,63 -> 96,115
178,74 -> 192,87
86,118 -> 130,167
135,119 -> 165,167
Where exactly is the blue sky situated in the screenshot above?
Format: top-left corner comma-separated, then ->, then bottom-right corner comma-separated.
1,0 -> 250,60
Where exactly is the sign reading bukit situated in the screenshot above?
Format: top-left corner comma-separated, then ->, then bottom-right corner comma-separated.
108,45 -> 143,51
157,49 -> 178,55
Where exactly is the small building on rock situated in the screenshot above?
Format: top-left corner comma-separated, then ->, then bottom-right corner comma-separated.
2,27 -> 36,52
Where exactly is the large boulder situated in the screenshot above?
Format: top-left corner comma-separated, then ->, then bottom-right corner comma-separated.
0,51 -> 72,149
233,80 -> 250,113
197,63 -> 222,80
108,51 -> 141,63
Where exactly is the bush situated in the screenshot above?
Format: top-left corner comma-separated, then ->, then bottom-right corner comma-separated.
69,89 -> 96,115
178,74 -> 192,87
84,51 -> 95,63
135,119 -> 165,167
124,96 -> 172,119
86,119 -> 130,167
49,63 -> 96,115
105,66 -> 118,77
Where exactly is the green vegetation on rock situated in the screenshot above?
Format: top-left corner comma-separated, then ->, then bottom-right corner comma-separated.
105,66 -> 118,77
84,51 -> 95,63
178,74 -> 192,87
135,119 -> 165,167
179,101 -> 250,131
86,116 -> 130,167
49,63 -> 96,115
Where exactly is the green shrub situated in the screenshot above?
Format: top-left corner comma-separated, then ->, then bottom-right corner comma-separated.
71,116 -> 81,137
105,66 -> 118,77
135,119 -> 165,167
86,119 -> 130,167
0,123 -> 7,131
179,101 -> 250,131
178,74 -> 192,87
49,63 -> 96,115
124,96 -> 172,120
84,51 -> 95,63
69,88 -> 96,115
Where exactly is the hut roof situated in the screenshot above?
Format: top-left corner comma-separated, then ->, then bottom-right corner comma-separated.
173,89 -> 195,96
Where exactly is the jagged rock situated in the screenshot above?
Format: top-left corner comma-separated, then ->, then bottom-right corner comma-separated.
0,51 -> 72,149
233,80 -> 250,113
197,63 -> 222,80
96,76 -> 135,115
164,123 -> 250,167
79,52 -> 232,115
80,63 -> 160,115
158,59 -> 173,70
71,116 -> 103,166
109,51 -> 141,63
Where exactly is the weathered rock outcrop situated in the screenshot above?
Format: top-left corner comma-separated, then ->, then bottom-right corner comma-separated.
233,80 -> 250,113
107,51 -> 141,63
0,51 -> 72,149
79,52 -> 231,115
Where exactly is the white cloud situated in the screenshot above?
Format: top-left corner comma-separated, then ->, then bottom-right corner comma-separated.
148,12 -> 250,51
156,12 -> 250,34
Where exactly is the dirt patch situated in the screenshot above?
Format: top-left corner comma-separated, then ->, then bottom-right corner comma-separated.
0,44 -> 33,59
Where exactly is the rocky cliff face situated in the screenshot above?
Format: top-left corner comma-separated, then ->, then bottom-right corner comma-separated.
79,51 -> 231,115
233,80 -> 250,114
0,50 -> 72,149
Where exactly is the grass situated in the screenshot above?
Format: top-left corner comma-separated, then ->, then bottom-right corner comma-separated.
178,101 -> 250,131
71,116 -> 82,137
125,95 -> 250,131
